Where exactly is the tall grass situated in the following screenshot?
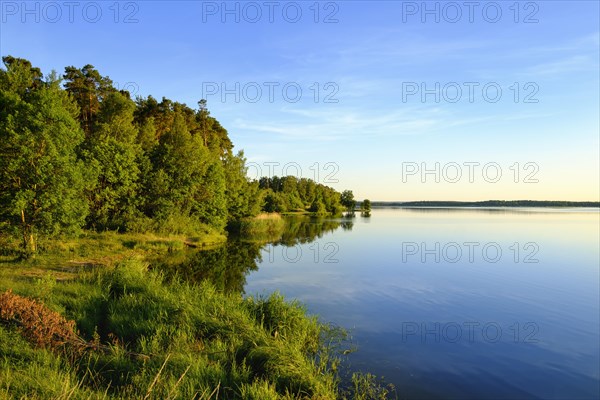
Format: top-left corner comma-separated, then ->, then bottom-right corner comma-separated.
0,239 -> 396,399
230,213 -> 286,241
0,259 -> 342,399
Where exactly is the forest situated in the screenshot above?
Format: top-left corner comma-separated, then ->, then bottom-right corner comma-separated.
0,56 -> 350,253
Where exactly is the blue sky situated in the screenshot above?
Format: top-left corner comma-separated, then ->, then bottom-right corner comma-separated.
1,1 -> 598,201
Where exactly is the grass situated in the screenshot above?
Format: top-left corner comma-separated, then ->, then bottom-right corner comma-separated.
281,211 -> 341,217
0,229 -> 226,280
230,213 -> 286,242
0,258 -> 343,399
0,229 -> 396,399
0,326 -> 106,399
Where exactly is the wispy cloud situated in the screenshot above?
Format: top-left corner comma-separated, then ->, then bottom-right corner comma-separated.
470,33 -> 600,79
521,55 -> 598,77
232,105 -> 442,141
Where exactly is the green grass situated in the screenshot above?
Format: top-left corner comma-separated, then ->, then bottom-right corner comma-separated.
0,229 -> 226,281
0,326 -> 108,399
0,259 -> 344,399
281,211 -> 340,217
230,214 -> 286,242
0,229 -> 395,399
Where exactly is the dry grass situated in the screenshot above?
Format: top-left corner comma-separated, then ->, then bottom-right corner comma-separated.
0,290 -> 81,351
254,213 -> 283,221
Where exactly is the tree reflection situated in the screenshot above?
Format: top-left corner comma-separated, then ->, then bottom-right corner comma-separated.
340,220 -> 354,231
277,216 -> 349,246
152,216 -> 349,293
152,241 -> 261,293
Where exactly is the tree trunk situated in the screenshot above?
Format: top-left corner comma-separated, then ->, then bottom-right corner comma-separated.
29,233 -> 36,253
20,209 -> 27,250
20,209 -> 36,253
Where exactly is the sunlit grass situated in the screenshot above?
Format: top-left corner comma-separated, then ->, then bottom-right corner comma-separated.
0,229 -> 394,399
230,213 -> 286,242
0,259 -> 344,399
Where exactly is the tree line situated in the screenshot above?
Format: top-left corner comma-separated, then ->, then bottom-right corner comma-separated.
371,200 -> 599,207
259,176 -> 344,214
0,56 -> 354,252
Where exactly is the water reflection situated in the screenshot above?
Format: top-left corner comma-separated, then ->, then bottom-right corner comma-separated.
341,220 -> 355,230
245,208 -> 600,399
151,209 -> 600,398
277,216 -> 349,246
152,242 -> 261,292
391,206 -> 600,216
153,216 -> 348,292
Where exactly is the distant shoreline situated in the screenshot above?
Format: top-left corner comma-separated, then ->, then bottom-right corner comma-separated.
370,200 -> 600,208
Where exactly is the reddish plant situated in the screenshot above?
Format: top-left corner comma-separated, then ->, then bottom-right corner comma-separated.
0,290 -> 84,353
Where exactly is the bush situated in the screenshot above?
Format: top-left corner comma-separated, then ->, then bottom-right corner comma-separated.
0,290 -> 81,352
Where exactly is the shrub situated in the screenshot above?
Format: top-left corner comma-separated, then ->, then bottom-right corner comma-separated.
0,290 -> 81,352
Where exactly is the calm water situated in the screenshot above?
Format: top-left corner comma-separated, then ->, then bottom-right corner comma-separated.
243,208 -> 600,399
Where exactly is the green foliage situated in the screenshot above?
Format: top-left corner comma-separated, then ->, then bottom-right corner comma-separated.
196,161 -> 228,230
264,189 -> 288,213
309,198 -> 328,215
1,55 -> 357,252
224,151 -> 264,222
0,326 -> 104,399
360,199 -> 372,217
348,372 -> 396,400
143,111 -> 228,231
0,56 -> 43,95
63,64 -> 115,135
340,190 -> 356,214
0,57 -> 89,252
83,92 -> 141,230
259,176 -> 344,216
136,116 -> 158,153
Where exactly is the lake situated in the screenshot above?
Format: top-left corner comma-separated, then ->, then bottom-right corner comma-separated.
243,208 -> 600,399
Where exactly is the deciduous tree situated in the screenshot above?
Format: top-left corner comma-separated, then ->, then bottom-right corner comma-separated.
0,58 -> 88,251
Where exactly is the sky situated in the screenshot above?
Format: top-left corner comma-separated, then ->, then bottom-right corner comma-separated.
1,0 -> 599,201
